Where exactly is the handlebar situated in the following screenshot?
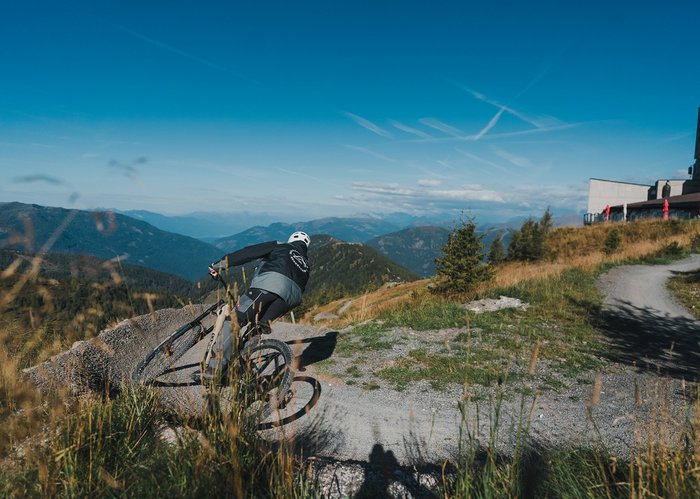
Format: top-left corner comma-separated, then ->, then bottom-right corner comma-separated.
213,271 -> 238,302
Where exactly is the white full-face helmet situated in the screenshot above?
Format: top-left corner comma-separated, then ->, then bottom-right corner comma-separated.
288,231 -> 310,247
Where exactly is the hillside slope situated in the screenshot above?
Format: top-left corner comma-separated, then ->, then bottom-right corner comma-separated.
366,226 -> 450,277
0,202 -> 222,281
302,235 -> 420,305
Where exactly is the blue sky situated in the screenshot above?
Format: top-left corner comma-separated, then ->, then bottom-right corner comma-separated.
1,0 -> 698,223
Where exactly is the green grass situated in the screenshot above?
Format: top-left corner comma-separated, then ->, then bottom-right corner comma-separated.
356,267 -> 606,391
345,365 -> 362,378
378,347 -> 512,391
335,327 -> 394,355
668,267 -> 700,320
633,240 -> 691,265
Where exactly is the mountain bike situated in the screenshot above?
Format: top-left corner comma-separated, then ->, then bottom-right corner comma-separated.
132,275 -> 295,422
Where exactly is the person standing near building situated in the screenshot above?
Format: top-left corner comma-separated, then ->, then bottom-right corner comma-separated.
662,180 -> 671,199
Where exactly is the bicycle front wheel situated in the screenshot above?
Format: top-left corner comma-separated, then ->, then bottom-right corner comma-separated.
235,337 -> 294,420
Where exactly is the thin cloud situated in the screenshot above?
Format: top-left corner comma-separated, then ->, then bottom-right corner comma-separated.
514,46 -> 568,100
456,84 -> 565,130
277,168 -> 339,187
352,181 -> 504,203
114,24 -> 259,84
492,147 -> 533,167
455,148 -> 510,173
663,132 -> 693,142
389,120 -> 432,139
404,122 -> 578,144
474,107 -> 505,141
345,145 -> 396,162
419,118 -> 464,137
436,159 -> 456,170
343,112 -> 393,138
13,174 -> 64,185
108,159 -> 141,180
418,179 -> 442,187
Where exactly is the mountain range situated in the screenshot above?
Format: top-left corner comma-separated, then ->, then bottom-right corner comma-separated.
0,203 -> 422,294
0,202 -> 221,281
213,218 -> 401,251
365,226 -> 451,277
1,202 -> 577,288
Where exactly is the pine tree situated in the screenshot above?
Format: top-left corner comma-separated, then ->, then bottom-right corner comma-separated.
488,232 -> 505,264
507,207 -> 553,262
433,217 -> 493,294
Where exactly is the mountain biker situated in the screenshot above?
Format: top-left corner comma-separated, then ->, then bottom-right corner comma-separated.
196,231 -> 311,382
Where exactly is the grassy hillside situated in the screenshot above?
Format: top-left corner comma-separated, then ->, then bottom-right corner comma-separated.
0,202 -> 221,281
302,235 -> 420,307
307,218 -> 700,323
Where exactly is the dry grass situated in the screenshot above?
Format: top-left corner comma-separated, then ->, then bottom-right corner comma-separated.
306,218 -> 700,327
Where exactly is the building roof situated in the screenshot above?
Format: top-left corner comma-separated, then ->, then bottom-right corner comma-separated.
612,191 -> 700,211
589,178 -> 652,187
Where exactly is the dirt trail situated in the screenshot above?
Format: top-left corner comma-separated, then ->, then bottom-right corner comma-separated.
25,256 -> 700,467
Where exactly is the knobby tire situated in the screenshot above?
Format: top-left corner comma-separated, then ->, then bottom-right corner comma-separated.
132,302 -> 221,384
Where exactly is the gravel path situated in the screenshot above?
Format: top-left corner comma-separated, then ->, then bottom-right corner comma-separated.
24,256 -> 700,495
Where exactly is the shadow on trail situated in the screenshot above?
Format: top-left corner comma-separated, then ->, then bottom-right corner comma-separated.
597,300 -> 700,380
258,375 -> 322,430
350,444 -> 438,499
288,330 -> 338,370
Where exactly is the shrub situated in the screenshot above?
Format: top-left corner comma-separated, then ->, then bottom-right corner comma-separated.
691,234 -> 700,252
604,228 -> 622,254
664,241 -> 684,256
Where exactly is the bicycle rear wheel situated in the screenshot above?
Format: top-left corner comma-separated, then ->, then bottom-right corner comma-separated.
132,302 -> 220,384
220,337 -> 294,421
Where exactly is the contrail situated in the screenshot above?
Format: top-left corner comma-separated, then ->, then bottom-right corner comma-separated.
343,112 -> 393,138
389,120 -> 432,139
113,24 -> 260,84
474,108 -> 505,141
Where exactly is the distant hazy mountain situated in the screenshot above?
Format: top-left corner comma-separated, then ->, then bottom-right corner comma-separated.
214,217 -> 400,251
365,226 -> 450,277
0,202 -> 221,281
117,209 -> 285,240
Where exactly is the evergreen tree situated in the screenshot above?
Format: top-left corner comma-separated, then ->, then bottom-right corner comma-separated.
507,207 -> 553,262
488,232 -> 505,264
433,217 -> 493,294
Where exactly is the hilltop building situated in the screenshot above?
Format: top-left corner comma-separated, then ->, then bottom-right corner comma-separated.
585,108 -> 700,224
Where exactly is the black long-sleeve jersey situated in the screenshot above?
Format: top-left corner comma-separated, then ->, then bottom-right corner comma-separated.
213,240 -> 310,306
